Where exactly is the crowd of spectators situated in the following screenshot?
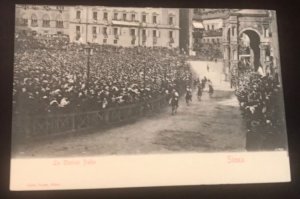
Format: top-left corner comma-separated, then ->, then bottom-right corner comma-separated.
234,65 -> 284,135
192,42 -> 223,60
13,33 -> 192,115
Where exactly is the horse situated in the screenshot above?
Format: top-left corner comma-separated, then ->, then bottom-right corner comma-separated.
185,90 -> 192,105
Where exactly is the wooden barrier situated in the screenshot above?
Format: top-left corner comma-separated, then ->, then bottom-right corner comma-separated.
12,95 -> 168,140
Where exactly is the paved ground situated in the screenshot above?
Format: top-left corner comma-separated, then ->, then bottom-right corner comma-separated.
14,61 -> 247,158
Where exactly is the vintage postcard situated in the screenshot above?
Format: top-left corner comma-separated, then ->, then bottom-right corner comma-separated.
10,5 -> 290,190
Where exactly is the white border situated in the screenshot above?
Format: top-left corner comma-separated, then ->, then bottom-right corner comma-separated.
10,151 -> 290,191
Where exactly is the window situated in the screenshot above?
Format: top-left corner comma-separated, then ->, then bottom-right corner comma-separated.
212,24 -> 214,30
131,13 -> 135,21
76,26 -> 81,40
113,27 -> 118,35
153,30 -> 157,37
207,25 -> 210,30
113,13 -> 118,20
130,29 -> 135,36
56,15 -> 63,28
42,14 -> 50,27
232,26 -> 235,36
168,16 -> 173,25
92,26 -> 97,34
169,31 -> 173,39
103,27 -> 107,35
103,38 -> 107,44
103,12 -> 108,20
114,39 -> 118,44
56,20 -> 63,28
131,39 -> 135,45
93,12 -> 97,20
92,26 -> 97,38
123,13 -> 126,20
31,14 -> 38,27
76,11 -> 81,19
142,29 -> 146,36
152,15 -> 157,24
142,14 -> 146,23
169,31 -> 174,43
21,17 -> 28,26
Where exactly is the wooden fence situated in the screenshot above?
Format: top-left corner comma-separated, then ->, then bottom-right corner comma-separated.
12,95 -> 168,140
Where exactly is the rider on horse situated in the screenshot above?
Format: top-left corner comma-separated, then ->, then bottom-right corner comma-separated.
170,89 -> 179,115
185,86 -> 192,105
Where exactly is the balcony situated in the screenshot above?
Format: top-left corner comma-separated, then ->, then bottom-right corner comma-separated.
203,29 -> 222,37
192,31 -> 203,38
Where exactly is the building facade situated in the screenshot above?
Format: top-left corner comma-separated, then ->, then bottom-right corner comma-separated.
15,4 -> 70,36
15,5 -> 180,48
68,6 -> 179,47
193,9 -> 230,44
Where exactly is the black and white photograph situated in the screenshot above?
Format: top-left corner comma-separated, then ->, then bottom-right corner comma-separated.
10,5 -> 290,190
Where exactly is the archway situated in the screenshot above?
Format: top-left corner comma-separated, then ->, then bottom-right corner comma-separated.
239,29 -> 261,71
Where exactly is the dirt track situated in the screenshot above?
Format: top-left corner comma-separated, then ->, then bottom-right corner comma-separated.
15,89 -> 247,157
15,61 -> 247,157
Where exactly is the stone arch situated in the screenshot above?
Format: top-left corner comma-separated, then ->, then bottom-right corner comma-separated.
239,29 -> 261,70
238,27 -> 262,40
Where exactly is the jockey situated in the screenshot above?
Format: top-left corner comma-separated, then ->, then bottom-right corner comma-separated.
172,88 -> 179,99
185,86 -> 192,104
186,86 -> 192,97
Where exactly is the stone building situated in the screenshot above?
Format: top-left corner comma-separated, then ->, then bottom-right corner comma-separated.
68,6 -> 180,47
15,4 -> 70,36
15,5 -> 180,48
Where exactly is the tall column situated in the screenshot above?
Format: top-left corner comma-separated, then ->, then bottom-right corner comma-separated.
259,43 -> 268,73
223,42 -> 230,81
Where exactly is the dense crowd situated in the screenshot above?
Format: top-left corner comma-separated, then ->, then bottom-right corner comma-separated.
13,34 -> 192,115
192,43 -> 222,60
234,66 -> 284,135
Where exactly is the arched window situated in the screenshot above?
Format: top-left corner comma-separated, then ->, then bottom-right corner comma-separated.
56,15 -> 63,28
31,14 -> 38,27
42,14 -> 50,27
19,13 -> 28,26
168,14 -> 174,25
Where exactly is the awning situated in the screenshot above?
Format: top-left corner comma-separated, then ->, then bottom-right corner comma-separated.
192,21 -> 204,29
111,20 -> 140,27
